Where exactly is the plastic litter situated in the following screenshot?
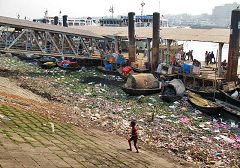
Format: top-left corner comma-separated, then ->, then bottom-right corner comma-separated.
0,114 -> 10,121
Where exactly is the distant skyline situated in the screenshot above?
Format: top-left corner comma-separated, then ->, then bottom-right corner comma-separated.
0,0 -> 239,20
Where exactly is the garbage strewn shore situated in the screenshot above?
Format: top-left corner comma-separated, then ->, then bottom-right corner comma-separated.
0,55 -> 239,167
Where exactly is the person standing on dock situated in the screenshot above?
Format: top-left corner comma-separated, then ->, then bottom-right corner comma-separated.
210,51 -> 215,64
186,50 -> 193,61
144,47 -> 148,57
205,51 -> 210,65
136,46 -> 139,55
186,50 -> 190,61
190,50 -> 193,62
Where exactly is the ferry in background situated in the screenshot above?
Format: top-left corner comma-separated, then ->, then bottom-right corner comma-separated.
99,15 -> 168,27
34,15 -> 169,27
34,16 -> 98,26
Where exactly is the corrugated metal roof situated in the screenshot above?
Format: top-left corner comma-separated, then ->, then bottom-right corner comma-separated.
0,16 -> 102,38
77,26 -> 230,44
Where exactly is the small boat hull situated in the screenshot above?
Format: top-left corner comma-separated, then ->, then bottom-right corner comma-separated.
187,88 -> 223,100
40,63 -> 56,69
121,86 -> 161,96
161,79 -> 185,102
215,100 -> 240,117
188,91 -> 222,115
57,62 -> 80,70
39,56 -> 57,69
219,89 -> 240,108
132,67 -> 150,73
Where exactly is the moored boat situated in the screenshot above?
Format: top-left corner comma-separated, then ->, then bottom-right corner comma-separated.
215,100 -> 240,117
57,60 -> 80,70
39,56 -> 57,69
121,86 -> 161,96
162,79 -> 185,102
132,67 -> 150,73
187,88 -> 223,100
219,89 -> 240,108
188,91 -> 222,115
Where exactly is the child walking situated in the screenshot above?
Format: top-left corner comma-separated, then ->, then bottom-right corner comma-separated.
128,120 -> 139,153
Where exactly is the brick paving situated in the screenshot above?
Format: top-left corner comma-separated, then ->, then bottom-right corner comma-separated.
0,105 -> 182,168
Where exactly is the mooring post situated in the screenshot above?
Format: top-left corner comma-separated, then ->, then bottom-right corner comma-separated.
166,39 -> 172,64
226,9 -> 240,81
151,12 -> 160,74
62,15 -> 68,27
54,16 -> 59,25
147,38 -> 151,63
128,12 -> 136,64
114,36 -> 119,53
218,43 -> 224,76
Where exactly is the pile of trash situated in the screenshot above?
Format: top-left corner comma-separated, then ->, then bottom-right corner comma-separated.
0,55 -> 239,167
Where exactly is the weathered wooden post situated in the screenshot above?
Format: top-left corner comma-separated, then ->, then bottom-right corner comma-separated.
166,39 -> 172,64
114,36 -> 119,53
128,12 -> 136,63
62,15 -> 68,27
151,12 -> 160,73
54,16 -> 59,25
217,43 -> 224,76
226,9 -> 240,81
147,38 -> 151,63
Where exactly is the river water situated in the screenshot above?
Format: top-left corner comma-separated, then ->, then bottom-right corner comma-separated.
178,41 -> 240,74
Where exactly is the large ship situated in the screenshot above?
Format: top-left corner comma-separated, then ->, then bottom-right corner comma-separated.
34,15 -> 168,27
34,16 -> 99,26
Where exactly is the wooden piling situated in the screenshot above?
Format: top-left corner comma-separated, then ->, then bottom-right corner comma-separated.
151,12 -> 160,73
128,12 -> 136,63
226,9 -> 240,81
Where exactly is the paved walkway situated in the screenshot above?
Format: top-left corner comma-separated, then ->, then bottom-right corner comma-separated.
0,105 -> 182,168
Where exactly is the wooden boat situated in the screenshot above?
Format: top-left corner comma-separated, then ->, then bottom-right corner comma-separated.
132,67 -> 150,73
219,89 -> 240,108
187,88 -> 224,100
161,79 -> 185,102
96,66 -> 119,75
121,86 -> 161,96
188,91 -> 222,114
57,60 -> 80,70
215,100 -> 240,117
39,56 -> 57,69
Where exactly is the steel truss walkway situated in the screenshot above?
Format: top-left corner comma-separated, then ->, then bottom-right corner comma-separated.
0,16 -> 103,58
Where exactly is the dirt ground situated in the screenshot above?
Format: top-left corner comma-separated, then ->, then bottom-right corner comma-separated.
0,77 -> 45,102
0,76 -> 193,168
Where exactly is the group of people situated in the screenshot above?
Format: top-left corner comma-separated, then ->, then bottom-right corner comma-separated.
103,50 -> 126,70
185,50 -> 194,61
174,49 -> 194,61
205,51 -> 215,65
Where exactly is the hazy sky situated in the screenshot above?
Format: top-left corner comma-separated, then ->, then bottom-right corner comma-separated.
0,0 -> 239,19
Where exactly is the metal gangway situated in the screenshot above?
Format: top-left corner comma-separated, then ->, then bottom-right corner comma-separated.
0,16 -> 103,58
